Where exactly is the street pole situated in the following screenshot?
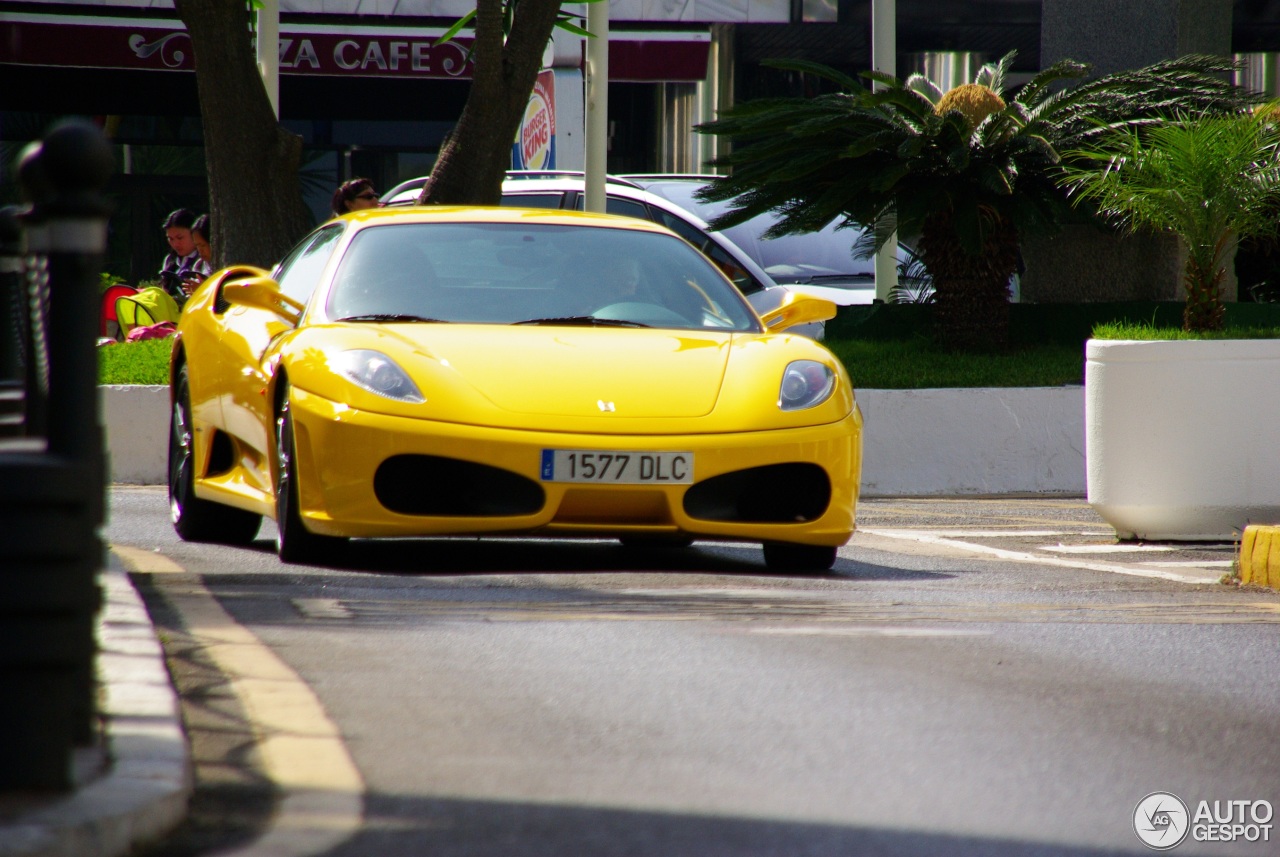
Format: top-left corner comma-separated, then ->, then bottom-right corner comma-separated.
584,0 -> 609,212
257,0 -> 280,119
871,0 -> 898,302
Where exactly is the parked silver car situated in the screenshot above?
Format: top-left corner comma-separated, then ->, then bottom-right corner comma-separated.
383,171 -> 922,298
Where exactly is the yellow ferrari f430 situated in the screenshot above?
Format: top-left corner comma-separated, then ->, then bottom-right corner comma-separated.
169,208 -> 862,570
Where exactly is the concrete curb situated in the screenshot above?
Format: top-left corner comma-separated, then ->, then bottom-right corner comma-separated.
0,555 -> 192,857
1240,525 -> 1280,590
100,384 -> 1088,497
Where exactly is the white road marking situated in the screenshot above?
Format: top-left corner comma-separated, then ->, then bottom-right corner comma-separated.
293,598 -> 354,620
748,626 -> 991,637
859,528 -> 1223,584
1139,560 -> 1235,569
1039,544 -> 1177,554
903,529 -> 1104,538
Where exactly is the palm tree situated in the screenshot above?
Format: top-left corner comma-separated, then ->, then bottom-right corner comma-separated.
1059,107 -> 1280,332
695,53 -> 1256,351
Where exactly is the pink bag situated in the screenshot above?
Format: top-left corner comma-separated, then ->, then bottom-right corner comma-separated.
125,321 -> 177,342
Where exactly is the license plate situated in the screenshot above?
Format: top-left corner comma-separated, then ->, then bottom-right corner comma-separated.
540,450 -> 693,484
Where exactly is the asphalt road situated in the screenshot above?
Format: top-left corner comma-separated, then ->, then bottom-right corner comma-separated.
107,487 -> 1280,857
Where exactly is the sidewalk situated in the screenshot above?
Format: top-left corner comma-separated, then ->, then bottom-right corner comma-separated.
0,495 -> 1254,857
0,553 -> 190,857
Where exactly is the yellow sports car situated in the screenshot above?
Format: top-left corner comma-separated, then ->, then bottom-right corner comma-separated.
168,207 -> 862,570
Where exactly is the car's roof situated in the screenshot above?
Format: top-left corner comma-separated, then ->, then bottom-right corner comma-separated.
336,204 -> 675,234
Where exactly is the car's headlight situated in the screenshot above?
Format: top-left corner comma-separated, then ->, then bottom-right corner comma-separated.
333,350 -> 425,403
778,360 -> 835,411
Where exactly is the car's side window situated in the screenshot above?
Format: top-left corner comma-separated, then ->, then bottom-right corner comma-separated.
653,210 -> 765,296
500,193 -> 565,209
568,194 -> 652,221
274,225 -> 344,305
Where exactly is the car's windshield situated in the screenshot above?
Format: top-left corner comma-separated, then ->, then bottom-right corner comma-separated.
641,181 -> 876,281
326,221 -> 761,332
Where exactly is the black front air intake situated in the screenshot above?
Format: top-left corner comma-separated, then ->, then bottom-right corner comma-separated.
374,455 -> 545,516
683,463 -> 830,523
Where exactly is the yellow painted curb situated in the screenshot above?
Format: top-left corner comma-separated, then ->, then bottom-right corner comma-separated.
111,545 -> 365,857
1239,525 -> 1280,590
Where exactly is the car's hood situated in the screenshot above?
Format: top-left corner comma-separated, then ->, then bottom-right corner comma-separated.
284,322 -> 853,435
393,325 -> 731,419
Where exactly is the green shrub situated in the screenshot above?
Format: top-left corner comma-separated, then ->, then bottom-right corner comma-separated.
828,337 -> 1083,389
98,339 -> 171,385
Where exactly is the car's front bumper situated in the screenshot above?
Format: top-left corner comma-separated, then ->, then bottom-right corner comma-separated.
289,386 -> 862,546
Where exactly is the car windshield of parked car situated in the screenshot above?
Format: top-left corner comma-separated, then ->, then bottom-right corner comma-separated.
640,181 -> 876,283
326,221 -> 761,332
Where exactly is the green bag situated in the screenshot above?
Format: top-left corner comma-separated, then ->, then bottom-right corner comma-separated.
115,286 -> 181,335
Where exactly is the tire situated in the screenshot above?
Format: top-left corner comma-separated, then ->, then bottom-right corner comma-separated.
274,387 -> 346,564
762,542 -> 838,572
169,363 -> 262,544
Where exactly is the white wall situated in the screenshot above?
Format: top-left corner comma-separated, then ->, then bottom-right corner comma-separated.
101,385 -> 1086,496
858,387 -> 1084,496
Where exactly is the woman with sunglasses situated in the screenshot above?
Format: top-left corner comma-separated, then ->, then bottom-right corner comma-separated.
330,177 -> 381,217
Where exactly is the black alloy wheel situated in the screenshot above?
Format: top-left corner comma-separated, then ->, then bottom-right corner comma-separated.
169,363 -> 262,544
274,386 -> 347,564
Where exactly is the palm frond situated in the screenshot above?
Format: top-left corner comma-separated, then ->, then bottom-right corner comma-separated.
905,74 -> 945,105
760,58 -> 865,92
974,50 -> 1017,94
1013,58 -> 1091,110
865,85 -> 942,122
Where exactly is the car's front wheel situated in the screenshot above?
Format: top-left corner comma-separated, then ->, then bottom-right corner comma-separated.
274,387 -> 346,565
762,542 -> 838,572
169,363 -> 262,544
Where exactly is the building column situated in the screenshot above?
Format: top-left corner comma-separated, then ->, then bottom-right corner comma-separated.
1041,0 -> 1231,77
1022,0 -> 1234,304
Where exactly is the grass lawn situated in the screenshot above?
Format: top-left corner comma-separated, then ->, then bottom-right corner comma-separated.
1091,320 -> 1280,340
828,338 -> 1083,388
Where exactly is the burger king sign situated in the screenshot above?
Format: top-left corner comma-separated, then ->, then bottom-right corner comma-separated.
513,70 -> 556,170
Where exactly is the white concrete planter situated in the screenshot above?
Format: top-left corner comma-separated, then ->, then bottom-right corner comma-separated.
101,385 -> 170,485
1085,339 -> 1280,540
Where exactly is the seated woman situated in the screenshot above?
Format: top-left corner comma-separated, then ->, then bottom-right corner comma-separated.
331,178 -> 381,218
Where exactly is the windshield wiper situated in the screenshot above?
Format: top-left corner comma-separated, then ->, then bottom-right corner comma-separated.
337,314 -> 449,323
513,316 -> 650,328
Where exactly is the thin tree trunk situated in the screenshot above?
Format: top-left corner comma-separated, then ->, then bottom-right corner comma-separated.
918,209 -> 1019,352
175,0 -> 314,269
1182,259 -> 1226,332
417,0 -> 564,205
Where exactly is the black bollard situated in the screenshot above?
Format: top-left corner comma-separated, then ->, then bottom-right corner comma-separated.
0,207 -> 25,436
0,119 -> 113,789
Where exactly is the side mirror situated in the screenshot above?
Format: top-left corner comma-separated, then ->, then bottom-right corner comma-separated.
758,290 -> 837,333
222,276 -> 307,326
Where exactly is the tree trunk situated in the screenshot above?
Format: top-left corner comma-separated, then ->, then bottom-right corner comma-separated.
417,0 -> 564,206
918,209 -> 1019,352
175,0 -> 314,270
1182,258 -> 1227,332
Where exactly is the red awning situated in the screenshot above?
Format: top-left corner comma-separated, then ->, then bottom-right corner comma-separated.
1,14 -> 710,83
